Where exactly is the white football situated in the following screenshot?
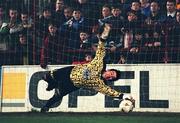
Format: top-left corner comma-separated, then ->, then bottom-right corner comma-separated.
119,99 -> 134,113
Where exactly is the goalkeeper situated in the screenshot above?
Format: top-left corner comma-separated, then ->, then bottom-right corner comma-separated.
41,24 -> 134,112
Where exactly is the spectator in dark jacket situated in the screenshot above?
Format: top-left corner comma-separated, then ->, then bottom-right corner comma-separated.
40,23 -> 59,69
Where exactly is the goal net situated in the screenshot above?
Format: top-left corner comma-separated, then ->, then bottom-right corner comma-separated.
0,0 -> 179,65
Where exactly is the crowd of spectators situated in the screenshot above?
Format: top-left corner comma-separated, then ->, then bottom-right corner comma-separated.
0,0 -> 180,66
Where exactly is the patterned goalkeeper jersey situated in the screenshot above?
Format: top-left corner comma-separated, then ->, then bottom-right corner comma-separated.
70,41 -> 121,97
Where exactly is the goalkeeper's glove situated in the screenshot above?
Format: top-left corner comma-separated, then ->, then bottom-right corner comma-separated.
99,23 -> 111,41
118,93 -> 124,100
118,94 -> 134,101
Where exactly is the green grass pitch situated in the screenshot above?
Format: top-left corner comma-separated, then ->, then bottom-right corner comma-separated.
0,112 -> 180,123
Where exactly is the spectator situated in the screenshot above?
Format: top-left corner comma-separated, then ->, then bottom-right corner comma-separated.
98,4 -> 112,25
0,7 -> 22,52
123,10 -> 142,48
0,7 -> 25,65
35,6 -> 54,64
60,8 -> 91,49
144,30 -> 150,44
1,7 -> 22,34
17,32 -> 33,65
20,11 -> 33,34
0,5 -> 5,27
153,30 -> 165,63
73,0 -> 100,25
140,0 -> 151,17
56,6 -> 73,47
165,0 -> 177,20
63,6 -> 73,23
130,0 -> 141,12
57,6 -> 74,64
79,30 -> 92,49
143,1 -> 164,48
54,5 -> 73,29
144,0 -> 163,25
130,30 -> 144,53
143,28 -> 164,63
161,0 -> 178,48
152,30 -> 163,47
174,9 -> 180,46
0,5 -> 7,65
128,0 -> 146,22
108,5 -> 124,52
124,10 -> 141,30
161,0 -> 177,24
0,5 -> 6,48
177,0 -> 180,9
125,30 -> 145,63
55,0 -> 65,12
144,29 -> 163,47
166,9 -> 180,62
40,23 -> 59,69
37,6 -> 53,38
152,0 -> 166,13
54,0 -> 65,28
114,0 -> 133,11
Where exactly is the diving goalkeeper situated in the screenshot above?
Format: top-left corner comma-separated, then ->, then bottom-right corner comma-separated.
41,24 -> 134,112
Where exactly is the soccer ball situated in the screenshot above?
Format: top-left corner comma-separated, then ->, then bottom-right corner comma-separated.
119,99 -> 134,113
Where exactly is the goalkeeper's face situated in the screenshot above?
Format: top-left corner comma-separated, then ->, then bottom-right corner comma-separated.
102,70 -> 117,81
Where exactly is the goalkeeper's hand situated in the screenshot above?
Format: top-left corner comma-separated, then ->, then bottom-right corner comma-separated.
100,23 -> 111,40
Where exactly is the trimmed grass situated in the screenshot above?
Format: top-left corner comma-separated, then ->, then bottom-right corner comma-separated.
0,113 -> 180,123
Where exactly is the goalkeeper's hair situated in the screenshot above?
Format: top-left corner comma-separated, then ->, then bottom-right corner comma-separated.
108,69 -> 121,82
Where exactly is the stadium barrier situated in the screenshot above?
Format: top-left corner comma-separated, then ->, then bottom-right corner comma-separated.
0,64 -> 179,112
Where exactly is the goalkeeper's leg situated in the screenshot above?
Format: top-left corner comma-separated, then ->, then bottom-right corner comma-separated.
42,72 -> 57,91
41,81 -> 80,112
41,88 -> 63,112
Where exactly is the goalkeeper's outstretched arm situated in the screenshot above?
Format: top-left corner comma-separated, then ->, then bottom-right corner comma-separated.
91,24 -> 111,62
96,82 -> 135,103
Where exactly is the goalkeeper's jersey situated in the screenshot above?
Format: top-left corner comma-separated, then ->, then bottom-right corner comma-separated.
70,41 -> 121,97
